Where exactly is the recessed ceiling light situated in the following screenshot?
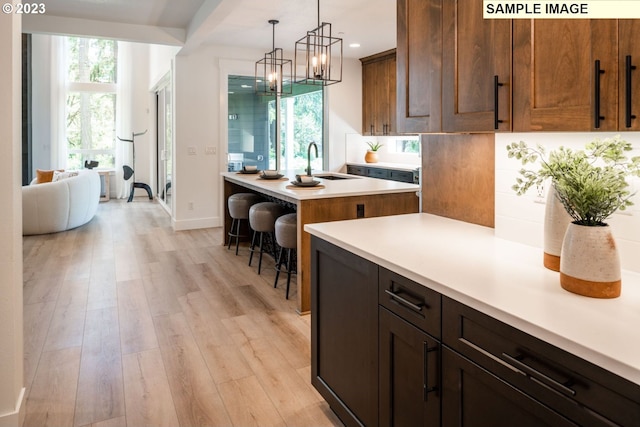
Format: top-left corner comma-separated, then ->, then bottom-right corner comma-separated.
241,84 -> 252,88
349,43 -> 361,48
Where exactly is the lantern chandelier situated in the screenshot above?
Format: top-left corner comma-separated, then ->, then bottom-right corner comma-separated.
294,0 -> 343,86
255,19 -> 293,96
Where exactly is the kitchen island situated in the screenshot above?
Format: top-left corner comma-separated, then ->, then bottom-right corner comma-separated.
222,170 -> 420,314
305,213 -> 640,426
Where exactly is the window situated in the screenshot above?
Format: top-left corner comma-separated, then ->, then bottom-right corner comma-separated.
227,75 -> 324,172
392,138 -> 420,154
65,37 -> 118,169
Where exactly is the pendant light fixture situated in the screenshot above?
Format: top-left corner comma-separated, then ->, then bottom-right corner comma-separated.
255,19 -> 292,96
294,0 -> 343,86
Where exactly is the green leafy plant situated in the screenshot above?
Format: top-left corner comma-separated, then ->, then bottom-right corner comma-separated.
507,135 -> 640,226
366,141 -> 383,151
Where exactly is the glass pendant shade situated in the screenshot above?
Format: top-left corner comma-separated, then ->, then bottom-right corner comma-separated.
255,20 -> 292,96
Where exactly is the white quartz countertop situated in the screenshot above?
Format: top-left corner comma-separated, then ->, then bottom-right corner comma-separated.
304,213 -> 640,386
222,170 -> 419,203
346,161 -> 419,172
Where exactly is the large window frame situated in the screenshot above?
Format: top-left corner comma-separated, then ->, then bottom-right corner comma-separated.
64,37 -> 118,170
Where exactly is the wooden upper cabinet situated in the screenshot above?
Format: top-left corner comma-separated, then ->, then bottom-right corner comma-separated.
442,0 -> 511,132
396,0 -> 442,133
361,50 -> 396,135
513,20 -> 618,131
619,20 -> 640,130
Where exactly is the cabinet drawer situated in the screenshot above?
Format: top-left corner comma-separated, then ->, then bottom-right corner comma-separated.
367,167 -> 389,179
346,165 -> 366,176
442,297 -> 640,427
389,170 -> 414,183
379,267 -> 441,339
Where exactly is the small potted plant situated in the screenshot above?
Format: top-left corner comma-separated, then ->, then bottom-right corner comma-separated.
364,141 -> 383,163
507,135 -> 640,298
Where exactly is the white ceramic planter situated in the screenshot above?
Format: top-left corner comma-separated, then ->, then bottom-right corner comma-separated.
560,223 -> 621,298
543,186 -> 572,271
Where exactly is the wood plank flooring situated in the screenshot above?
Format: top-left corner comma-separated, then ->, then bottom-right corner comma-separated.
22,199 -> 342,427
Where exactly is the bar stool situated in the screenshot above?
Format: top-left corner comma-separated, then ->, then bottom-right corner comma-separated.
248,202 -> 285,274
274,213 -> 297,299
227,193 -> 261,255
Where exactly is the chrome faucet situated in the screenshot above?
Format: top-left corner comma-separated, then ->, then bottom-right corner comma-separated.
306,142 -> 318,176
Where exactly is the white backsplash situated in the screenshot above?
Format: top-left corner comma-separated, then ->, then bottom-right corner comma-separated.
345,133 -> 421,166
495,132 -> 640,273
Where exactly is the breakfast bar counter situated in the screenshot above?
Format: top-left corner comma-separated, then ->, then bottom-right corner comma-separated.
222,170 -> 420,313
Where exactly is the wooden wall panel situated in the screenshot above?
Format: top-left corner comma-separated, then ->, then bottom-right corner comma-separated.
422,134 -> 495,228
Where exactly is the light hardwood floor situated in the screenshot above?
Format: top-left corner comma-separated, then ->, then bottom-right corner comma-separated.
23,199 -> 342,427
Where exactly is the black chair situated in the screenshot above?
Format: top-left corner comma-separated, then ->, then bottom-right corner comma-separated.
123,165 -> 152,202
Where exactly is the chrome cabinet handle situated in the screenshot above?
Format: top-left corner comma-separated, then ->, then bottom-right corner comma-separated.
626,55 -> 637,128
384,289 -> 423,312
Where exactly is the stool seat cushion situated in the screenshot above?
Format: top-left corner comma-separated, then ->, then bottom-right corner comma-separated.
249,202 -> 285,232
275,213 -> 297,249
229,193 -> 261,219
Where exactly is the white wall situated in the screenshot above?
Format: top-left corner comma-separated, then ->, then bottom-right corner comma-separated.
0,10 -> 25,427
171,44 -> 364,230
495,132 -> 640,273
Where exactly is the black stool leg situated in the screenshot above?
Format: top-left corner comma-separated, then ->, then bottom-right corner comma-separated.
285,248 -> 293,299
257,232 -> 264,274
274,247 -> 284,288
227,218 -> 237,250
234,219 -> 242,255
249,230 -> 258,266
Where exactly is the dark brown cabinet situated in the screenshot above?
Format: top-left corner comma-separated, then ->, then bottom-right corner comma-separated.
442,297 -> 640,427
442,347 -> 578,427
379,308 -> 440,427
362,50 -> 396,136
311,237 -> 378,427
441,0 -> 511,132
311,237 -> 640,427
396,0 -> 442,133
379,268 -> 441,427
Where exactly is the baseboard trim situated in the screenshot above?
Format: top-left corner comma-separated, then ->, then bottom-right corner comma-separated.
172,216 -> 221,231
0,387 -> 25,427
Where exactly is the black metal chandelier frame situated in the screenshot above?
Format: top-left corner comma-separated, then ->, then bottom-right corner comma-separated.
255,19 -> 293,96
294,0 -> 343,86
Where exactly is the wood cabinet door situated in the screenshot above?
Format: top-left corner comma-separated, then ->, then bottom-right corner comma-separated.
362,52 -> 396,135
386,55 -> 397,134
396,0 -> 442,133
379,307 -> 440,427
311,237 -> 379,427
442,0 -> 511,132
513,19 -> 618,131
362,59 -> 376,135
441,347 -> 579,427
618,20 -> 640,130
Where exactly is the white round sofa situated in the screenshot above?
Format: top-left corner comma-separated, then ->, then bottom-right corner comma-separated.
22,170 -> 101,235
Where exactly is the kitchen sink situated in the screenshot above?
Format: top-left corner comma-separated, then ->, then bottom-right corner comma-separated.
313,173 -> 357,180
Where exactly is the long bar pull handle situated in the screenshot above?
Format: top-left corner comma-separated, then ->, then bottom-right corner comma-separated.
501,352 -> 577,397
594,60 -> 605,129
384,289 -> 423,312
423,342 -> 438,401
626,55 -> 637,128
494,75 -> 504,130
